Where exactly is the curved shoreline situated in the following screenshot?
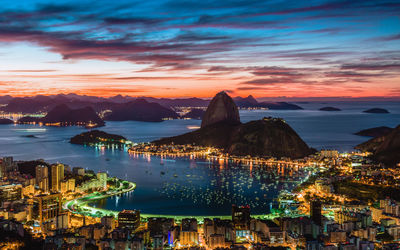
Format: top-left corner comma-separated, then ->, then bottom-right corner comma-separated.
64,179 -> 278,222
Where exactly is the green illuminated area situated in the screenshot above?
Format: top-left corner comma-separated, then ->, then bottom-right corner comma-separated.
63,180 -> 279,222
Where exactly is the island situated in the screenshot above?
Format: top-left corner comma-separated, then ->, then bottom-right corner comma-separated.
18,104 -> 105,127
105,99 -> 179,122
153,92 -> 314,159
70,130 -> 129,146
319,107 -> 341,111
354,126 -> 393,137
363,108 -> 389,114
0,118 -> 14,124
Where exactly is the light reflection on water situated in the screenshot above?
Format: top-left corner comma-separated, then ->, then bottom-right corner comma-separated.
0,104 -> 399,215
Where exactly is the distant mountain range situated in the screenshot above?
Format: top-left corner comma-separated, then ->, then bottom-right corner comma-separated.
0,94 -> 303,114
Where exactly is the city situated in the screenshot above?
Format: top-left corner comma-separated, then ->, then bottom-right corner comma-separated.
1,0 -> 400,249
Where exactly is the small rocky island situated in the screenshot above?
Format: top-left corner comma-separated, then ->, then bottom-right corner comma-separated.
70,130 -> 128,146
319,107 -> 341,111
363,108 -> 389,114
0,118 -> 14,124
354,126 -> 393,137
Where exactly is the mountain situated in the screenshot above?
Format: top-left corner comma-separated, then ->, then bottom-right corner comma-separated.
105,99 -> 179,122
154,92 -> 313,159
356,125 -> 400,166
141,97 -> 209,108
259,101 -> 303,110
17,104 -> 105,127
182,109 -> 206,120
233,95 -> 258,107
70,130 -> 127,145
319,107 -> 341,111
0,118 -> 13,124
354,126 -> 393,138
0,95 -> 13,104
42,104 -> 104,127
201,91 -> 240,128
232,95 -> 303,110
363,108 -> 389,114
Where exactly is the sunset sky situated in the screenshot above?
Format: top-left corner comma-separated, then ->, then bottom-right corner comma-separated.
0,0 -> 399,98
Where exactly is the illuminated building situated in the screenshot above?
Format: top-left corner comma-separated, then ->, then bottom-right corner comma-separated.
180,218 -> 198,246
60,178 -> 75,193
0,184 -> 22,201
320,150 -> 339,158
118,210 -> 140,230
56,213 -> 69,230
101,215 -> 116,231
73,167 -> 85,176
97,172 -> 107,189
35,165 -> 48,185
36,165 -> 49,192
34,193 -> 62,232
51,164 -> 64,192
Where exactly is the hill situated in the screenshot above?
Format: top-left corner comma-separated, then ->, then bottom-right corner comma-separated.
154,92 -> 313,159
70,130 -> 127,145
105,99 -> 179,122
356,125 -> 400,166
354,126 -> 393,137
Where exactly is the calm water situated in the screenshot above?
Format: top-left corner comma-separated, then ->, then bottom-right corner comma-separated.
0,101 -> 399,215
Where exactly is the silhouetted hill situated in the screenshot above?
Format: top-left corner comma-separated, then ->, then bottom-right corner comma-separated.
354,126 -> 393,137
18,105 -> 104,127
42,104 -> 105,127
154,92 -> 313,159
201,91 -> 240,128
18,116 -> 42,124
182,109 -> 206,120
259,101 -> 303,110
0,118 -> 13,124
233,95 -> 303,110
319,107 -> 341,111
142,97 -> 209,108
356,125 -> 400,166
233,95 -> 258,107
363,108 -> 389,114
105,99 -> 179,122
70,130 -> 127,145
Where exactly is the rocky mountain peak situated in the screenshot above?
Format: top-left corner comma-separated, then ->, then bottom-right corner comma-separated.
201,91 -> 240,128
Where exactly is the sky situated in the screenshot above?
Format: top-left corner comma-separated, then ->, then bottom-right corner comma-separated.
0,0 -> 399,98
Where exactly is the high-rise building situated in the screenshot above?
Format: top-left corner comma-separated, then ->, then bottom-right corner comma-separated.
310,200 -> 322,226
118,210 -> 140,230
232,205 -> 250,230
1,156 -> 15,177
97,172 -> 107,189
35,165 -> 48,184
51,164 -> 64,192
34,193 -> 62,232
